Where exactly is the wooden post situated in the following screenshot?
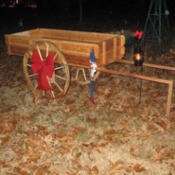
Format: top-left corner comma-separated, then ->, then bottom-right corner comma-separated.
102,41 -> 106,64
166,81 -> 173,117
5,36 -> 11,54
113,37 -> 117,59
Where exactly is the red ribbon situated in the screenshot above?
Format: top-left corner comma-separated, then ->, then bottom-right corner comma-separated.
31,51 -> 54,90
133,30 -> 143,40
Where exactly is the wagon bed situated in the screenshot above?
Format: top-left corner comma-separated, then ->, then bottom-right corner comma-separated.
4,28 -> 125,101
5,28 -> 125,68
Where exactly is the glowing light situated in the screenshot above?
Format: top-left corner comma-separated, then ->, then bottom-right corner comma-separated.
135,53 -> 141,61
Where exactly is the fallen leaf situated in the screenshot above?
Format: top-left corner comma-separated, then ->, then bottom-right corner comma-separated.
138,132 -> 149,141
168,172 -> 173,175
133,163 -> 145,172
109,160 -> 123,174
126,165 -> 133,172
86,116 -> 98,124
0,121 -> 15,133
154,151 -> 165,162
130,146 -> 139,155
66,98 -> 76,104
91,166 -> 99,175
104,129 -> 116,135
156,119 -> 169,130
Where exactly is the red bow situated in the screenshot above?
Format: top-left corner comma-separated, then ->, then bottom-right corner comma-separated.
133,30 -> 143,40
31,51 -> 54,90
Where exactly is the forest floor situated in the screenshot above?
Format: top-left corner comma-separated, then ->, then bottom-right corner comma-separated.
1,42 -> 175,175
1,13 -> 175,174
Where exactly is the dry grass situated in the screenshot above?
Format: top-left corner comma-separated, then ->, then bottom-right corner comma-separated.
0,44 -> 175,175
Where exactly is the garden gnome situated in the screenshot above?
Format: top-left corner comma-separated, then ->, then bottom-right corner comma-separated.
89,48 -> 97,103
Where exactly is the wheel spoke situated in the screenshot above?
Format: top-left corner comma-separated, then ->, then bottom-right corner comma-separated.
27,63 -> 32,67
36,45 -> 43,61
46,43 -> 49,57
82,68 -> 87,81
75,68 -> 80,81
53,53 -> 58,60
29,73 -> 38,78
53,81 -> 63,92
50,90 -> 55,98
55,65 -> 65,70
55,74 -> 66,81
34,82 -> 38,89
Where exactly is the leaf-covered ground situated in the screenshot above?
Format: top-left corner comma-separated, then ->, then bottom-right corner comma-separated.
1,44 -> 175,175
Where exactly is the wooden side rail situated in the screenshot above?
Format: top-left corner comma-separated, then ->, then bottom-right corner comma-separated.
97,67 -> 174,117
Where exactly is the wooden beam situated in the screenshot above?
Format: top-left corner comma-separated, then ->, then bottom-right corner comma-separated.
97,67 -> 173,117
167,81 -> 173,117
97,68 -> 171,84
116,59 -> 175,71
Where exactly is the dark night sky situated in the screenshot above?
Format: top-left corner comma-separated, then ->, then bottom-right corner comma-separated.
36,0 -> 174,22
0,0 -> 175,32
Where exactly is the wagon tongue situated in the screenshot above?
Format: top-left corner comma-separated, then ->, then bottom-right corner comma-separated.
31,51 -> 54,90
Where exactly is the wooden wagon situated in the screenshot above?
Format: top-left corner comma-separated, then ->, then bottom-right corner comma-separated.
5,28 -> 125,96
5,28 -> 174,117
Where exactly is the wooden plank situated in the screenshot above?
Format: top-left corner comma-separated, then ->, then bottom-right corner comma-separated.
97,68 -> 172,84
6,45 -> 28,56
69,63 -> 90,69
98,49 -> 114,65
41,29 -> 69,39
40,28 -> 115,42
60,41 -> 99,55
116,59 -> 175,71
97,67 -> 173,117
5,35 -> 31,45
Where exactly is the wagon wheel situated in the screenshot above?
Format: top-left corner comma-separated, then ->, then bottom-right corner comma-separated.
23,40 -> 70,99
70,67 -> 100,85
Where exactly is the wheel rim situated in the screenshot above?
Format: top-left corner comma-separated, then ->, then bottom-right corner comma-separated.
23,40 -> 70,99
71,67 -> 100,85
